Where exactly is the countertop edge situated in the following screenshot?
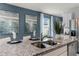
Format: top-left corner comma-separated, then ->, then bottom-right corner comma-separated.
33,40 -> 78,56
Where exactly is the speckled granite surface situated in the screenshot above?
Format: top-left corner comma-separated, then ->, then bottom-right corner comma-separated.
0,36 -> 77,56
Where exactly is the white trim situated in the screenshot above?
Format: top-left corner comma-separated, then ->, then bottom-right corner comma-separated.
0,14 -> 19,20
40,13 -> 44,36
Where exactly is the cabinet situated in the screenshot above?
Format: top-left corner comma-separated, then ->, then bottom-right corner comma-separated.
59,51 -> 67,56
37,41 -> 77,56
68,42 -> 77,56
42,46 -> 67,56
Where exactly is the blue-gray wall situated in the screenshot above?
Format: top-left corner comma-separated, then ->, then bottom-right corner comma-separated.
0,3 -> 62,41
0,3 -> 40,41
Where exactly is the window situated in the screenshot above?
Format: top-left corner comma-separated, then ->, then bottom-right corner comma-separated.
43,15 -> 51,36
0,10 -> 19,38
24,15 -> 37,36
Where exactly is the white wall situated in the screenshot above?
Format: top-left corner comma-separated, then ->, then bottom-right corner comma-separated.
62,12 -> 72,34
62,7 -> 79,34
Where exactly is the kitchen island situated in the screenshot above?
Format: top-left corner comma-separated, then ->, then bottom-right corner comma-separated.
23,36 -> 77,56
33,39 -> 77,56
0,36 -> 78,56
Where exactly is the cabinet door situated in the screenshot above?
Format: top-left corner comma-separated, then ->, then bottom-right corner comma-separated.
42,46 -> 67,56
59,51 -> 67,56
68,42 -> 77,56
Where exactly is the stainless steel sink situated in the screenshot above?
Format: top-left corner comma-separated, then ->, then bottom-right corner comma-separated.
43,40 -> 57,46
31,42 -> 46,48
31,40 -> 58,48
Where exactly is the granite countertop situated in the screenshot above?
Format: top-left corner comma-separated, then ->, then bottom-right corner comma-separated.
0,36 -> 78,56
31,38 -> 77,56
23,36 -> 77,56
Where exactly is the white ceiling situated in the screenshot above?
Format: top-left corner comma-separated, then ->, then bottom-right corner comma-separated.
9,3 -> 79,16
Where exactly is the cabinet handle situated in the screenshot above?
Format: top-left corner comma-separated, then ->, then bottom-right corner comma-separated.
72,44 -> 73,46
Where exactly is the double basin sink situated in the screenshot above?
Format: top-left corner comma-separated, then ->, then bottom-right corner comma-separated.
31,40 -> 58,48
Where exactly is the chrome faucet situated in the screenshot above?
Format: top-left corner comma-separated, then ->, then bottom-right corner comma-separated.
40,33 -> 52,42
